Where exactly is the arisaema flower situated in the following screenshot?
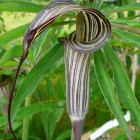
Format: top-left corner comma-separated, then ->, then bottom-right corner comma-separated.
7,0 -> 111,139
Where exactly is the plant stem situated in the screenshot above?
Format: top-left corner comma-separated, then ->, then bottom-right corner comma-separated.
22,96 -> 32,140
131,50 -> 138,92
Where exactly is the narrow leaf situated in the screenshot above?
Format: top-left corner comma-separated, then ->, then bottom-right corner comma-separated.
0,115 -> 7,127
104,3 -> 140,15
94,50 -> 132,139
0,97 -> 8,105
0,21 -> 75,44
94,0 -> 104,10
0,24 -> 29,44
0,45 -> 22,65
0,103 -> 56,127
113,28 -> 140,47
11,44 -> 63,121
0,1 -> 44,12
42,105 -> 64,140
110,20 -> 140,27
55,130 -> 71,140
104,44 -> 140,131
16,103 -> 58,120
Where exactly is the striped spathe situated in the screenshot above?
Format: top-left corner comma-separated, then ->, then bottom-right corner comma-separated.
7,1 -> 111,140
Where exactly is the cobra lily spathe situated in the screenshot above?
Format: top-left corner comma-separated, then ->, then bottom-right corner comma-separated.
7,0 -> 111,139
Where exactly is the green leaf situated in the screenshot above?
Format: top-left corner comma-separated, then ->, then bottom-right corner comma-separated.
0,50 -> 6,58
0,134 -> 21,140
0,103 -> 57,127
0,45 -> 22,65
0,69 -> 12,75
16,103 -> 56,120
55,130 -> 71,140
11,44 -> 64,121
133,132 -> 140,139
110,20 -> 140,27
31,29 -> 51,60
103,3 -> 140,15
42,104 -> 64,140
1,61 -> 20,67
56,79 -> 65,100
31,28 -> 57,60
0,115 -> 7,127
94,0 -> 104,9
0,97 -> 8,105
104,44 -> 140,131
0,1 -> 44,12
0,24 -> 29,44
94,50 -> 132,139
114,132 -> 140,140
0,21 -> 75,44
46,77 -> 54,101
0,134 -> 41,140
113,28 -> 140,47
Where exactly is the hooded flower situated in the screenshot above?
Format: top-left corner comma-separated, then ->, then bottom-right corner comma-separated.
7,1 -> 111,139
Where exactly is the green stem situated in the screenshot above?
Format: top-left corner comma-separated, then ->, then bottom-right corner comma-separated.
22,96 -> 32,140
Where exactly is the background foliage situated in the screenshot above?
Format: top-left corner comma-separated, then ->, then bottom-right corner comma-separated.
0,0 -> 140,139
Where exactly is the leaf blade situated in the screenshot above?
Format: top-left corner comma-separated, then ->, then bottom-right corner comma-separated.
0,24 -> 29,44
0,45 -> 22,65
0,97 -> 8,105
104,44 -> 140,131
0,21 -> 75,44
113,28 -> 140,47
17,103 -> 59,120
42,105 -> 64,140
55,130 -> 71,140
94,50 -> 132,139
11,44 -> 63,120
110,20 -> 140,27
0,1 -> 44,12
104,3 -> 140,15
